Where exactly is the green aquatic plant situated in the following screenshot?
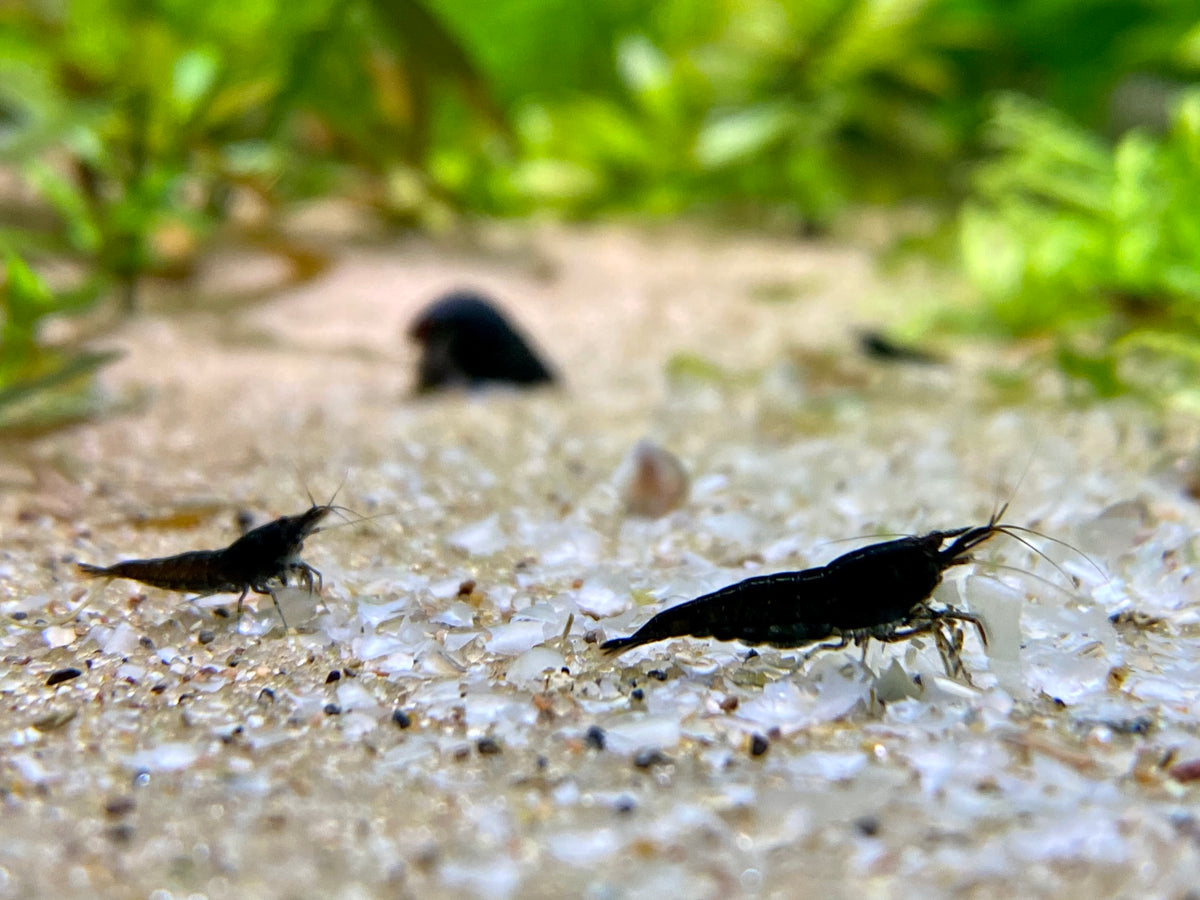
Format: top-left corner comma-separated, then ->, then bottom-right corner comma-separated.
0,255 -> 118,432
957,90 -> 1200,402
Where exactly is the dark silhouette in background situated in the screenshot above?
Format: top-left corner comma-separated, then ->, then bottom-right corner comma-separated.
408,290 -> 557,393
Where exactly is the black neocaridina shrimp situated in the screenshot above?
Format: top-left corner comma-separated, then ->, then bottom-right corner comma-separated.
76,502 -> 333,632
601,507 -> 1054,673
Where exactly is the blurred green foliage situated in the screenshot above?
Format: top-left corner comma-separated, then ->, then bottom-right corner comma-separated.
0,0 -> 1198,406
958,90 -> 1200,401
0,254 -> 118,431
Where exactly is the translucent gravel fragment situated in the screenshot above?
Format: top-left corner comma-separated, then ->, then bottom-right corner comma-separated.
575,572 -> 631,618
505,646 -> 566,684
447,515 -> 507,556
355,595 -> 413,627
354,632 -> 408,660
338,712 -> 379,740
124,742 -> 201,772
485,620 -> 548,655
115,663 -> 145,683
97,621 -> 140,656
786,751 -> 868,782
42,625 -> 76,648
691,473 -> 729,498
431,601 -> 476,627
439,856 -> 519,900
698,511 -> 761,547
534,523 -> 602,567
760,533 -> 809,564
1029,652 -> 1114,705
602,713 -> 682,755
962,575 -> 1022,663
443,631 -> 480,652
463,691 -> 517,727
9,754 -> 50,784
335,680 -> 381,713
547,828 -> 622,865
873,659 -> 921,703
1007,816 -> 1129,865
380,737 -> 436,770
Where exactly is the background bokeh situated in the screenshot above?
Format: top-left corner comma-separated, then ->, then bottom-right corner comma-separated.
2,0 -> 1200,423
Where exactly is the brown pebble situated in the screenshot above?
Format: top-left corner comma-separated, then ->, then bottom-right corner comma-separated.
104,796 -> 136,817
457,579 -> 476,597
197,630 -> 215,645
46,668 -> 82,686
477,737 -> 502,755
31,709 -> 77,732
622,440 -> 689,518
1170,758 -> 1200,782
719,695 -> 739,712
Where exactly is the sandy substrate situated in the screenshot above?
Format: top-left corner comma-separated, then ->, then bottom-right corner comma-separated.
2,224 -> 1200,899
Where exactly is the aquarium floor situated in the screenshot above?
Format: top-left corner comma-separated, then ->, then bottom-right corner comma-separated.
2,224 -> 1199,899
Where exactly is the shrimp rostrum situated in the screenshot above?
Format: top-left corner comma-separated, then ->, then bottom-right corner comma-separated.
601,509 -> 1045,674
76,503 -> 332,631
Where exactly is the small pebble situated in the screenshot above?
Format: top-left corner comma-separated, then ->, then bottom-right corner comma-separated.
107,824 -> 135,845
457,579 -> 476,596
258,688 -> 275,704
647,669 -> 668,681
46,667 -> 82,686
621,439 -> 689,518
719,695 -> 739,712
11,611 -> 27,621
326,670 -> 341,684
750,733 -> 769,757
477,737 -> 502,755
585,725 -> 606,750
392,709 -> 413,729
197,630 -> 215,645
630,688 -> 644,702
1170,759 -> 1200,783
854,816 -> 881,837
104,796 -> 137,817
324,703 -> 341,716
633,749 -> 668,769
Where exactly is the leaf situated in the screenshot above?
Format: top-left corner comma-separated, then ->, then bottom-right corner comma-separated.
0,350 -> 122,413
365,0 -> 507,131
694,105 -> 793,169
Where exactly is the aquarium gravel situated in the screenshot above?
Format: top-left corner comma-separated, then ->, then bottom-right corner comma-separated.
2,226 -> 1199,899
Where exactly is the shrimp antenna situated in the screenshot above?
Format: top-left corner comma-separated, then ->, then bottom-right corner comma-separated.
997,524 -> 1107,579
969,562 -> 1084,602
988,525 -> 1076,587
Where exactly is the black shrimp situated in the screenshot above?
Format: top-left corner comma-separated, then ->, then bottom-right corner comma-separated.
599,511 -> 1036,672
77,503 -> 332,631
